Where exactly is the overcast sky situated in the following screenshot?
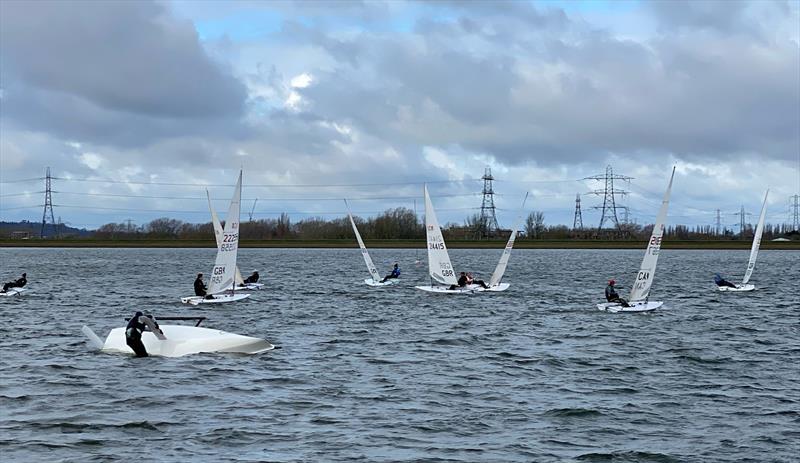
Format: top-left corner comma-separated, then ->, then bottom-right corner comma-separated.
1,0 -> 798,231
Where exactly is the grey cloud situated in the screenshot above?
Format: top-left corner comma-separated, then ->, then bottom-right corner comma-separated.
0,0 -> 246,146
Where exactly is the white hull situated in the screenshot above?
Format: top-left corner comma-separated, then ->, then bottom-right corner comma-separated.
236,282 -> 264,291
180,293 -> 251,305
717,284 -> 755,292
415,283 -> 510,294
0,287 -> 28,297
597,301 -> 663,313
365,278 -> 398,287
83,324 -> 273,357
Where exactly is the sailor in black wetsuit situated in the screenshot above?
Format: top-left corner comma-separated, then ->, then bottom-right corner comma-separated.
125,312 -> 151,357
380,264 -> 400,283
448,272 -> 469,290
605,279 -> 630,307
194,273 -> 209,297
1,273 -> 26,292
714,273 -> 737,288
243,271 -> 259,284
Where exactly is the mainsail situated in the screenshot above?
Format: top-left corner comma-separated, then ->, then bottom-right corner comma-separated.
207,190 -> 244,286
488,192 -> 528,287
629,167 -> 676,302
424,185 -> 457,286
345,199 -> 382,283
741,189 -> 768,285
207,171 -> 242,295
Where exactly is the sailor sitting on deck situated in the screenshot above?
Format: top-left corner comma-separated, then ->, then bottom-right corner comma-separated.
714,273 -> 737,288
466,272 -> 489,289
1,273 -> 26,292
448,272 -> 469,290
243,271 -> 259,284
380,263 -> 401,283
125,312 -> 162,358
605,280 -> 630,307
194,273 -> 213,299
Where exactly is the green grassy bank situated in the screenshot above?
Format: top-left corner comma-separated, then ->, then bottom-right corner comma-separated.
1,238 -> 798,250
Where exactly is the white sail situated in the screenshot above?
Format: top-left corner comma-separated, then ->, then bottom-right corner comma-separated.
207,190 -> 244,286
629,167 -> 675,302
424,185 -> 457,286
741,189 -> 768,285
207,171 -> 242,295
345,200 -> 382,283
488,192 -> 528,287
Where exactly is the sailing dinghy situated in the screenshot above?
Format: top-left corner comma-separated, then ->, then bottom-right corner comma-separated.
0,287 -> 28,297
82,316 -> 273,357
415,186 -> 521,293
345,200 -> 396,286
181,171 -> 251,305
597,167 -> 675,313
717,190 -> 768,292
207,190 -> 264,291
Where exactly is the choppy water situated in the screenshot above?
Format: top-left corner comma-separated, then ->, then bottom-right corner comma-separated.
0,247 -> 798,462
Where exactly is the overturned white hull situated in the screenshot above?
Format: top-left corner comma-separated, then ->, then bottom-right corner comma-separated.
415,283 -> 510,294
180,293 -> 251,305
717,284 -> 755,292
236,282 -> 264,291
597,301 -> 663,313
0,287 -> 28,297
82,324 -> 273,357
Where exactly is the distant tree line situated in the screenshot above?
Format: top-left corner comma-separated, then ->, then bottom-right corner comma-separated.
68,208 -> 800,241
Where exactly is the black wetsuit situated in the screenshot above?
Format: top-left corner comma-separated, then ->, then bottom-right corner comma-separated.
125,313 -> 149,357
2,276 -> 26,292
243,273 -> 259,284
449,274 -> 469,290
380,267 -> 400,283
194,278 -> 207,296
605,284 -> 630,307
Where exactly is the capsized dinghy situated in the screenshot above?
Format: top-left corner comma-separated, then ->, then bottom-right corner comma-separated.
82,316 -> 273,357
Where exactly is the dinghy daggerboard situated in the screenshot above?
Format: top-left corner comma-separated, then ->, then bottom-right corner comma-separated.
598,167 -> 675,313
718,190 -> 768,292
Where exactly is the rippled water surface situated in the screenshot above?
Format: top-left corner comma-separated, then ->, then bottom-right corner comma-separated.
1,247 -> 798,462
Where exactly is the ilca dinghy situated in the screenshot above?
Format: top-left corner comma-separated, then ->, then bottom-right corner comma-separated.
597,167 -> 675,313
345,199 -> 397,286
415,186 -> 522,293
717,189 -> 768,292
208,190 -> 264,291
82,316 -> 273,357
0,287 -> 28,297
181,171 -> 251,305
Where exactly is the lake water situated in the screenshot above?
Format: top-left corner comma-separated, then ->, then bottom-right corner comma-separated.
0,247 -> 798,462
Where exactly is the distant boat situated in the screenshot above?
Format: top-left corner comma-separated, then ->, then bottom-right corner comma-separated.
181,171 -> 251,305
598,167 -> 675,312
207,190 -> 263,291
718,190 -> 768,292
82,316 -> 273,357
415,185 -> 519,293
345,199 -> 397,286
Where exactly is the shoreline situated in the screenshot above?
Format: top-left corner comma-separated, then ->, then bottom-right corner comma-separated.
1,239 -> 797,250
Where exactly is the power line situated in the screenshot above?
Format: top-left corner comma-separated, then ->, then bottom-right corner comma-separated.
46,176 -> 483,188
45,191 -> 486,201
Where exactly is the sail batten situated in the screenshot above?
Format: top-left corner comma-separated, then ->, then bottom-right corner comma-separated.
345,200 -> 382,283
629,167 -> 675,302
741,190 -> 768,285
424,185 -> 458,285
207,171 -> 242,295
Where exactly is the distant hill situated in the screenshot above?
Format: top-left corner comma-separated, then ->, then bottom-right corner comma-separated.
0,220 -> 92,238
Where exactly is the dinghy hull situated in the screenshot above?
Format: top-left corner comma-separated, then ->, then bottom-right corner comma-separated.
85,324 -> 273,357
236,283 -> 264,291
0,287 -> 28,297
415,283 -> 510,293
365,278 -> 398,287
597,301 -> 663,312
180,293 -> 251,305
717,284 -> 755,292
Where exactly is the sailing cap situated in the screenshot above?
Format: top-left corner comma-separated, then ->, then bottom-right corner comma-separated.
608,279 -> 615,285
